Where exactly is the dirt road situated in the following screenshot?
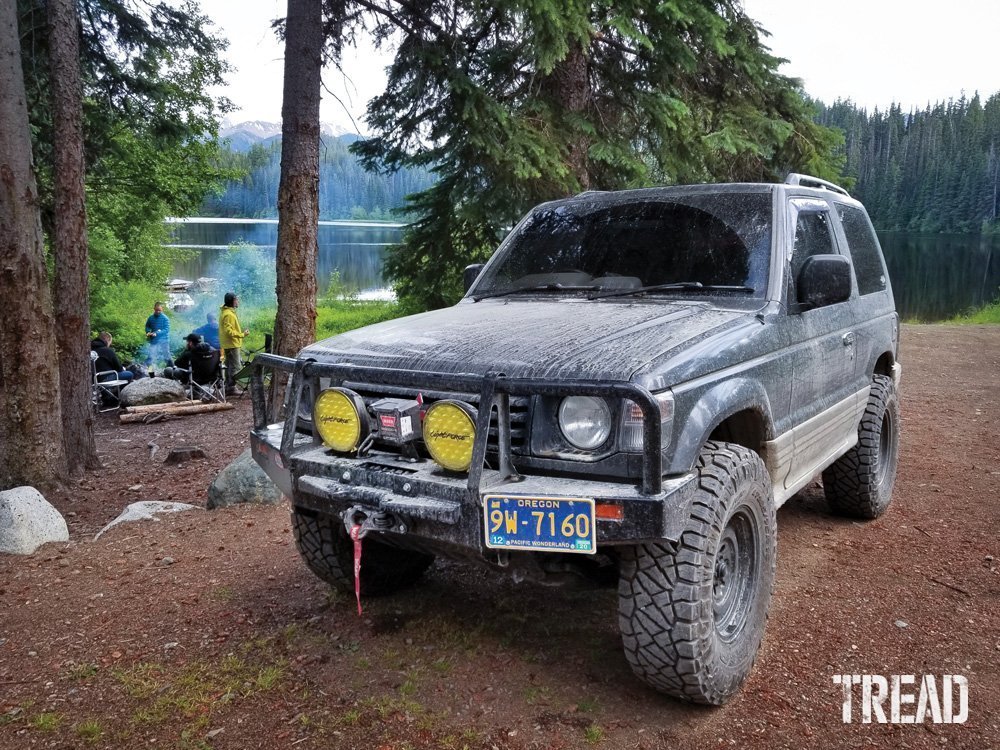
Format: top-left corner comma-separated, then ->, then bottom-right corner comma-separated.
1,324 -> 998,749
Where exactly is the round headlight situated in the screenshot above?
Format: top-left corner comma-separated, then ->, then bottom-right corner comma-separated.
558,396 -> 612,450
423,400 -> 477,472
313,388 -> 369,453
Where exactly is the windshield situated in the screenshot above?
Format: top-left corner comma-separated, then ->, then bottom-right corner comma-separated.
472,192 -> 772,300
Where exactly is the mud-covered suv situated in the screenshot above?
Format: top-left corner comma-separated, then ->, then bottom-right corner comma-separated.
249,174 -> 900,705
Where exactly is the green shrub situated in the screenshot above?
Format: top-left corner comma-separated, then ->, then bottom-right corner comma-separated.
949,294 -> 1000,324
90,280 -> 164,361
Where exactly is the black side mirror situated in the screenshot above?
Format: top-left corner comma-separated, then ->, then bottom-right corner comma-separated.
797,254 -> 852,309
463,263 -> 485,293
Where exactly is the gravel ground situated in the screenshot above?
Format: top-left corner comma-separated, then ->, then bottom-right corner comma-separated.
1,324 -> 997,749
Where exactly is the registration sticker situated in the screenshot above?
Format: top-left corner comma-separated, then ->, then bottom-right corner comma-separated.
483,495 -> 596,554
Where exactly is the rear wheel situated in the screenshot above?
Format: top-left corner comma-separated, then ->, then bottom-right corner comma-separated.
291,508 -> 434,596
823,374 -> 900,519
617,441 -> 776,705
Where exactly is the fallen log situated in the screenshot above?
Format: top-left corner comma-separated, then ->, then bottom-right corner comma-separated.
125,400 -> 201,414
119,402 -> 234,423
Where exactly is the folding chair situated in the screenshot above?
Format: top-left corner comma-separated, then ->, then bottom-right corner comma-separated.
185,348 -> 227,404
91,350 -> 129,412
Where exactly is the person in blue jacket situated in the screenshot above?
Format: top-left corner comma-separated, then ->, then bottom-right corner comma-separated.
191,312 -> 220,349
144,301 -> 172,371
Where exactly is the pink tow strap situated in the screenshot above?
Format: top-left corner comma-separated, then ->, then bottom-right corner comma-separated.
350,523 -> 363,615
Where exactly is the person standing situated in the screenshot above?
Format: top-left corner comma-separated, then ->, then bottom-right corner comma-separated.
144,301 -> 171,371
219,291 -> 248,394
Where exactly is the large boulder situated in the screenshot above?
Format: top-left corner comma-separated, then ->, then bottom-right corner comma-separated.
207,449 -> 282,510
94,501 -> 199,540
0,487 -> 69,555
120,377 -> 187,407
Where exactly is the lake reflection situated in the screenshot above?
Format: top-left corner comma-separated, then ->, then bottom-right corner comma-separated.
165,220 -> 1000,321
166,219 -> 402,296
879,232 -> 1000,320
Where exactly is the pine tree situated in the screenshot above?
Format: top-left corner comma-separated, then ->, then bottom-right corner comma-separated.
350,0 -> 846,311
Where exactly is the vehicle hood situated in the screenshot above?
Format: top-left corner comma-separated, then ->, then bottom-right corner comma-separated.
300,299 -> 747,382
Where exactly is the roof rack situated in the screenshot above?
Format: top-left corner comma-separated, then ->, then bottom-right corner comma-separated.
784,173 -> 850,197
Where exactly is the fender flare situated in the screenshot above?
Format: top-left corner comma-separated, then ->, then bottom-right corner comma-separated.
667,377 -> 775,474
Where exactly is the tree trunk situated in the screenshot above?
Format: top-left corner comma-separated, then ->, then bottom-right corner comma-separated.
49,0 -> 99,474
542,40 -> 591,192
0,0 -> 68,489
271,0 -> 322,418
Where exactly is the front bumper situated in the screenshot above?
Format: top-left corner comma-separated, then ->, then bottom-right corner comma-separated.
249,355 -> 698,556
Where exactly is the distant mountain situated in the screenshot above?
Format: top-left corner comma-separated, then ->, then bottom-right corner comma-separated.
219,120 -> 359,152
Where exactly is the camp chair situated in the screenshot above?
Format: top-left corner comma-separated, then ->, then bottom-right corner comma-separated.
184,348 -> 227,404
91,350 -> 129,412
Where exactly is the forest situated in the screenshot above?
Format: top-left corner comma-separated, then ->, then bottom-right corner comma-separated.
203,93 -> 1000,237
819,92 -> 1000,233
200,136 -> 435,220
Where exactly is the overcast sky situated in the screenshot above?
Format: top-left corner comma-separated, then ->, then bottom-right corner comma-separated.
208,1 -> 1000,128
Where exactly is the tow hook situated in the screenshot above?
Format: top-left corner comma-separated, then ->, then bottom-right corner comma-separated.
342,506 -> 407,538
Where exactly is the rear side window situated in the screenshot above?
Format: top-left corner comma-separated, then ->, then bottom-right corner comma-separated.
837,204 -> 887,295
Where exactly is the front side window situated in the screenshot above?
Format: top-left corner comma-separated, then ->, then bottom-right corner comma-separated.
789,204 -> 839,302
472,193 -> 773,300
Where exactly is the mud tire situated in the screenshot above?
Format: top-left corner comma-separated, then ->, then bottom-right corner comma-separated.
617,441 -> 777,705
823,374 -> 900,519
291,508 -> 434,596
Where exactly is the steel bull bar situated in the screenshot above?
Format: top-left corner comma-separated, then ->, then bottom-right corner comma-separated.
249,353 -> 666,497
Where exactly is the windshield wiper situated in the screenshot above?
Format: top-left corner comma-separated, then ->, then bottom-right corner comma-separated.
472,283 -> 601,301
587,282 -> 754,300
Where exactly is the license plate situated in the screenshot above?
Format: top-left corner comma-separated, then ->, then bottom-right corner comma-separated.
483,495 -> 596,554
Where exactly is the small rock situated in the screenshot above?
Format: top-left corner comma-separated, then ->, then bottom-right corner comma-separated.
163,642 -> 179,650
986,555 -> 994,562
205,729 -> 224,739
59,559 -> 69,568
895,620 -> 908,629
128,485 -> 143,492
0,487 -> 69,555
164,446 -> 208,466
94,501 -> 199,540
207,449 -> 282,509
120,377 -> 187,407
159,556 -> 175,567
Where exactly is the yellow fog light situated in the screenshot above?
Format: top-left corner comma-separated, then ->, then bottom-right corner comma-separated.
313,388 -> 369,453
423,400 -> 477,472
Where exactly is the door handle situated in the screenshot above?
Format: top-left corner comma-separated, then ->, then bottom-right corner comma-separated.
842,332 -> 856,347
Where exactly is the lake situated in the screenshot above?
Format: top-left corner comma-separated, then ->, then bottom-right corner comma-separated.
166,219 -> 1000,321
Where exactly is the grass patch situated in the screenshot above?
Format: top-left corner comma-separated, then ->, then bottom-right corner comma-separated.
948,298 -> 1000,324
29,712 -> 62,731
241,298 -> 402,353
524,686 -> 551,705
584,723 -> 605,744
114,645 -> 287,736
75,719 -> 103,741
68,662 -> 99,680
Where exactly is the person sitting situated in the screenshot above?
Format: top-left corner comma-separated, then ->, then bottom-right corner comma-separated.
163,333 -> 219,385
191,312 -> 220,350
90,332 -> 134,383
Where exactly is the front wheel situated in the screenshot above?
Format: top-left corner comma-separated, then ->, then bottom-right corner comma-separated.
291,508 -> 434,596
823,374 -> 900,519
617,441 -> 777,705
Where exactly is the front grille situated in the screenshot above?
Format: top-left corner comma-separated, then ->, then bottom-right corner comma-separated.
342,381 -> 530,453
